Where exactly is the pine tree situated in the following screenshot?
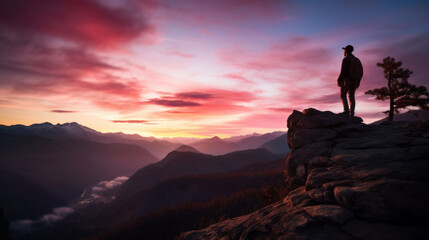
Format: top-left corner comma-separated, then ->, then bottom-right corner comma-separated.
365,57 -> 429,121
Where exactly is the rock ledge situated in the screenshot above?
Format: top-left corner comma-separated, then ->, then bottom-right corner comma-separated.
179,108 -> 429,240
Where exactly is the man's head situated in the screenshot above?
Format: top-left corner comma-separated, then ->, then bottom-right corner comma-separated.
342,45 -> 354,56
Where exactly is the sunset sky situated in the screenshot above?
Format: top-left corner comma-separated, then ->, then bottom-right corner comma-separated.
1,0 -> 428,138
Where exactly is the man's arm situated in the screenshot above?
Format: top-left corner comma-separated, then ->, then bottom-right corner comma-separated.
337,57 -> 349,86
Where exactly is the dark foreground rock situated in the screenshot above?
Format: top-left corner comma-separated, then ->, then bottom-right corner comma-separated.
179,108 -> 429,240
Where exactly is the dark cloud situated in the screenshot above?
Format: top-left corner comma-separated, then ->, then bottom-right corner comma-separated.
268,107 -> 295,112
50,110 -> 77,113
166,110 -> 197,114
175,92 -> 214,99
111,120 -> 155,124
148,98 -> 201,107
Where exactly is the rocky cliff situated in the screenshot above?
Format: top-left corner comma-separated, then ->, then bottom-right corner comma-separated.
180,108 -> 429,240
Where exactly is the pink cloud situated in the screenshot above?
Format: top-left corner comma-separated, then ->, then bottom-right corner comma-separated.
308,93 -> 341,105
166,50 -> 195,58
223,73 -> 254,84
94,100 -> 145,113
227,112 -> 287,129
0,0 -> 157,49
219,37 -> 334,74
0,0 -> 161,113
199,29 -> 211,35
0,29 -> 147,113
74,78 -> 143,99
148,89 -> 257,120
163,0 -> 289,26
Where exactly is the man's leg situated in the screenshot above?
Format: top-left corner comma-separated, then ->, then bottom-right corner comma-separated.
340,83 -> 349,114
349,87 -> 356,116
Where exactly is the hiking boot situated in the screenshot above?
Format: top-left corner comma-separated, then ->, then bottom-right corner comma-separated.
340,111 -> 349,115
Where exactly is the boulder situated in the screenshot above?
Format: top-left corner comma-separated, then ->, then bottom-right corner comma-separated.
286,141 -> 333,179
308,157 -> 334,170
334,179 -> 429,224
303,204 -> 354,225
306,188 -> 323,202
288,128 -> 337,149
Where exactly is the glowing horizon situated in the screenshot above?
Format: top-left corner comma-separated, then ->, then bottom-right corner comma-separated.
1,0 -> 428,138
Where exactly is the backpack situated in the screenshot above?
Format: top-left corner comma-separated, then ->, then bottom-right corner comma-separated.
349,56 -> 363,85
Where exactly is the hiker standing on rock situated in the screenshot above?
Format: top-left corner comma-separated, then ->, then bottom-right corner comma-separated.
337,45 -> 363,116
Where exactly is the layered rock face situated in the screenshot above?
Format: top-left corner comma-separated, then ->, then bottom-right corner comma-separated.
180,108 -> 429,240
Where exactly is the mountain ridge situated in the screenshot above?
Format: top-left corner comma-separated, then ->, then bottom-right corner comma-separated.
0,122 -> 180,159
189,136 -> 240,155
173,145 -> 201,153
120,148 -> 279,196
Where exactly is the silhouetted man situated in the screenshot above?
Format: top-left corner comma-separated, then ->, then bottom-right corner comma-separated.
337,45 -> 362,116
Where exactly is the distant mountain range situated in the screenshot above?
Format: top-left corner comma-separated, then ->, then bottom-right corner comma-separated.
187,131 -> 287,156
0,122 -> 180,159
234,131 -> 285,149
0,122 -> 287,222
0,122 -> 286,158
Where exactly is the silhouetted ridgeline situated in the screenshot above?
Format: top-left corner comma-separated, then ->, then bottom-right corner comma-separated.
120,149 -> 279,196
23,150 -> 285,240
180,108 -> 429,240
0,136 -> 158,221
